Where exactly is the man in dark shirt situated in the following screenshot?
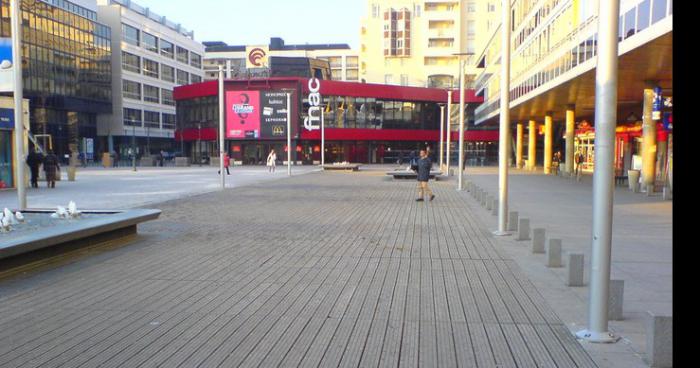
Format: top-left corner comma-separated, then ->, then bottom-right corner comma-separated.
26,147 -> 44,188
415,149 -> 435,202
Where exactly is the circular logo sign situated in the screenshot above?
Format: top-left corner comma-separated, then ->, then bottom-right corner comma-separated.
248,48 -> 266,67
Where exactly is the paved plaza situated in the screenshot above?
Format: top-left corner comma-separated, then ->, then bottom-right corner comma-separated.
0,167 -> 603,368
0,166 -> 319,210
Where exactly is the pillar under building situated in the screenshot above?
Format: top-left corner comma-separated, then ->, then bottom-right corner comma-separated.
516,123 -> 524,169
544,113 -> 553,174
642,84 -> 658,194
565,105 -> 575,176
528,120 -> 537,170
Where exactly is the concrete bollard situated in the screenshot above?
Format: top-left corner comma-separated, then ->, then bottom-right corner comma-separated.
532,228 -> 546,253
466,181 -> 472,192
507,211 -> 519,232
645,311 -> 673,368
486,195 -> 493,210
546,239 -> 562,267
491,199 -> 498,216
608,279 -> 624,320
473,187 -> 480,199
516,218 -> 530,241
481,192 -> 488,207
566,253 -> 585,286
662,187 -> 672,201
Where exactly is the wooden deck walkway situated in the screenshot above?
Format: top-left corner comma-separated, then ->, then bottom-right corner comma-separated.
0,170 -> 598,367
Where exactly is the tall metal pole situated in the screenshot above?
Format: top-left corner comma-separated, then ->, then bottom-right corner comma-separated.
576,0 -> 621,344
11,0 -> 25,209
132,124 -> 136,171
494,0 -> 511,236
439,104 -> 445,170
446,90 -> 452,175
321,107 -> 325,166
457,60 -> 466,191
287,92 -> 292,176
218,66 -> 225,189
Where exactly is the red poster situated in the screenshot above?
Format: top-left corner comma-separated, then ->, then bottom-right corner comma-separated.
226,90 -> 260,139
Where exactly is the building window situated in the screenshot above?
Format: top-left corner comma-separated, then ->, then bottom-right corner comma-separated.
161,39 -> 174,59
144,111 -> 160,128
143,84 -> 160,103
143,58 -> 159,79
122,23 -> 139,46
400,74 -> 409,86
191,74 -> 202,84
123,108 -> 142,127
651,0 -> 668,24
467,2 -> 476,12
385,74 -> 393,84
162,89 -> 175,106
346,56 -> 358,67
176,46 -> 189,64
162,113 -> 176,129
177,69 -> 189,85
161,64 -> 175,82
488,2 -> 496,12
467,20 -> 476,37
346,69 -> 359,81
372,4 -> 380,18
414,4 -> 421,17
143,32 -> 158,53
190,53 -> 202,69
122,79 -> 141,100
122,51 -> 140,73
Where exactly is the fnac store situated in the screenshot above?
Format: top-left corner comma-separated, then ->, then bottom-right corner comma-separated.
174,77 -> 491,165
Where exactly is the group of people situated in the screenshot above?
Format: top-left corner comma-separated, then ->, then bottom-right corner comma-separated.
25,148 -> 60,189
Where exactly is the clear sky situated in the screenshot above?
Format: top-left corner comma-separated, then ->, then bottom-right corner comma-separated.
132,0 -> 365,49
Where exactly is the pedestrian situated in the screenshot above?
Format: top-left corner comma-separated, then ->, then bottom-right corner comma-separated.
26,147 -> 43,188
267,149 -> 277,173
113,151 -> 119,167
218,153 -> 231,175
414,148 -> 435,202
575,150 -> 584,181
43,149 -> 60,189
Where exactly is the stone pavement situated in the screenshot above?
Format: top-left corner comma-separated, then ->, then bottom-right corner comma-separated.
0,168 -> 598,367
0,166 -> 319,210
460,166 -> 672,368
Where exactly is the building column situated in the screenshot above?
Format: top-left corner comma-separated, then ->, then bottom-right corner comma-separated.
642,84 -> 657,193
516,123 -> 524,169
544,113 -> 553,174
528,120 -> 537,170
565,105 -> 575,175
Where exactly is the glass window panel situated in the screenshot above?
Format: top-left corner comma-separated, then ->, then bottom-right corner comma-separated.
122,51 -> 140,73
143,58 -> 159,78
161,64 -> 175,82
160,39 -> 174,58
122,79 -> 141,100
177,69 -> 189,85
121,23 -> 139,46
143,84 -> 159,103
651,0 -> 668,24
176,46 -> 189,64
624,8 -> 636,39
143,32 -> 158,53
162,89 -> 175,105
190,53 -> 201,68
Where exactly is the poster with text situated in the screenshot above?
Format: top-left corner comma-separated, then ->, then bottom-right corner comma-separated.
260,91 -> 291,138
226,90 -> 260,139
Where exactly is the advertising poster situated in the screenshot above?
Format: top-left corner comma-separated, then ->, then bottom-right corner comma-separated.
226,90 -> 260,139
260,91 -> 290,139
0,38 -> 13,93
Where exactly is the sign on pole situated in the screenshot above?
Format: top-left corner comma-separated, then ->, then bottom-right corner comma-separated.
0,37 -> 13,92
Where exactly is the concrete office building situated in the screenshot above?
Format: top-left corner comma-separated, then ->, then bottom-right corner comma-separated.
359,1 -> 499,88
203,37 -> 359,82
474,0 -> 672,190
96,0 -> 205,159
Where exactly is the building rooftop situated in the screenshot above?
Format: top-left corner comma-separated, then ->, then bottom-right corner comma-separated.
101,0 -> 195,39
204,38 -> 351,53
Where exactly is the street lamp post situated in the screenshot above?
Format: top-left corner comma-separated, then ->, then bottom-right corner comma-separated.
439,104 -> 445,170
11,0 -> 26,209
576,0 -> 622,344
493,0 -> 511,236
218,66 -> 225,189
131,124 -> 136,172
197,123 -> 202,167
446,90 -> 452,175
452,52 -> 474,190
287,93 -> 292,176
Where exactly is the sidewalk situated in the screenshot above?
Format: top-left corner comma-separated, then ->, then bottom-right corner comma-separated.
0,168 -> 599,367
458,166 -> 672,368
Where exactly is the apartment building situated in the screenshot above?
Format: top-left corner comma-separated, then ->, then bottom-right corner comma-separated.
359,1 -> 499,88
96,0 -> 205,158
203,37 -> 359,82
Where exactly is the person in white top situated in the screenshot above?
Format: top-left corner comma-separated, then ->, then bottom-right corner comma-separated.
267,149 -> 277,172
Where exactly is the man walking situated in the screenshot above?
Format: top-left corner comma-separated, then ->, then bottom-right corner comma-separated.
26,146 -> 43,188
415,148 -> 435,202
43,149 -> 60,188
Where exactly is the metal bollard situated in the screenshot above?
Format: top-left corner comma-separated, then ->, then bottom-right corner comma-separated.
546,239 -> 562,267
491,199 -> 498,216
481,192 -> 488,207
567,253 -> 585,286
531,228 -> 545,253
486,195 -> 493,210
608,279 -> 624,320
662,187 -> 672,200
507,211 -> 519,232
516,218 -> 530,241
645,311 -> 673,368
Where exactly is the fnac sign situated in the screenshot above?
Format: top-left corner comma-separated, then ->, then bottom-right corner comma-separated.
304,78 -> 321,131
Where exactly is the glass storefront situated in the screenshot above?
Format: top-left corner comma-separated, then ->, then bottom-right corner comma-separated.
0,129 -> 12,189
